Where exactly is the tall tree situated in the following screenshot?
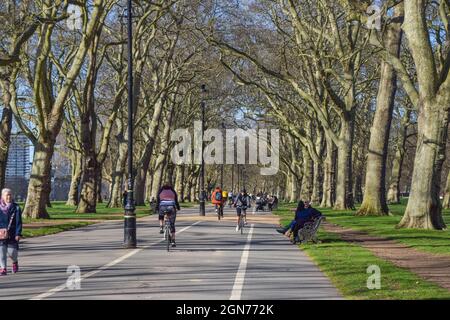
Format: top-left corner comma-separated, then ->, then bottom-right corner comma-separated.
358,2 -> 404,216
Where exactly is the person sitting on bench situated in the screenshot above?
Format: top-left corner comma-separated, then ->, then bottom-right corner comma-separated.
276,200 -> 306,235
291,201 -> 322,241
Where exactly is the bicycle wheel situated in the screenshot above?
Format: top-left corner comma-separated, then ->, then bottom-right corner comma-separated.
166,228 -> 171,252
240,217 -> 244,234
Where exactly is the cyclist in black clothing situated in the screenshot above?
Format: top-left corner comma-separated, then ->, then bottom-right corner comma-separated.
233,189 -> 251,232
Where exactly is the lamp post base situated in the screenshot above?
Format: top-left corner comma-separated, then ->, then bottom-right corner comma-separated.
124,205 -> 136,248
199,200 -> 205,216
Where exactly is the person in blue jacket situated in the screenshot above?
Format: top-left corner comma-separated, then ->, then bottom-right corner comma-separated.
0,188 -> 23,276
276,200 -> 305,235
277,200 -> 322,236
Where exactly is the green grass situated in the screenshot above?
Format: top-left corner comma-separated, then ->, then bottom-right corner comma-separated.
20,201 -> 151,222
325,199 -> 449,255
22,222 -> 95,238
302,230 -> 450,299
180,202 -> 197,208
274,203 -> 450,299
18,201 -> 199,238
275,200 -> 450,255
19,201 -> 152,238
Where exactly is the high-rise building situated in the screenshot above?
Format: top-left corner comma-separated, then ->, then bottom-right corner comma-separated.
5,133 -> 31,200
6,133 -> 31,178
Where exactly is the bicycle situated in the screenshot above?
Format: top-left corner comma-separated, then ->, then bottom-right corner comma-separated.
161,205 -> 175,252
238,208 -> 247,234
215,203 -> 224,220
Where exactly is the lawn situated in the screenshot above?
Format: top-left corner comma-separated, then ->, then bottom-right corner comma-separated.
18,201 -> 198,238
276,200 -> 450,255
273,201 -> 450,299
301,230 -> 450,299
19,201 -> 152,238
180,201 -> 197,208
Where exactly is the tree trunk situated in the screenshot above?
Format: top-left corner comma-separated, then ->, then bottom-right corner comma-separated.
192,173 -> 198,202
321,135 -> 334,207
290,171 -> 298,202
97,171 -> 103,203
23,142 -> 54,218
66,151 -> 82,206
300,150 -> 313,201
186,170 -> 193,202
77,151 -> 98,213
180,166 -> 186,201
387,110 -> 410,204
175,165 -> 184,201
166,162 -> 174,185
46,172 -> 52,208
108,139 -> 127,208
151,161 -> 165,199
398,106 -> 447,229
151,106 -> 174,198
145,165 -> 153,204
353,174 -> 363,204
334,116 -> 354,210
358,6 -> 402,216
134,99 -> 164,205
284,173 -> 291,202
0,82 -> 13,191
311,159 -> 322,205
442,170 -> 450,209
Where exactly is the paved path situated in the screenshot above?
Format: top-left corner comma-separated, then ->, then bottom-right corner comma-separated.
0,206 -> 341,300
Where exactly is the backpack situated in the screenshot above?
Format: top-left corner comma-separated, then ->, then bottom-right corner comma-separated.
215,191 -> 223,201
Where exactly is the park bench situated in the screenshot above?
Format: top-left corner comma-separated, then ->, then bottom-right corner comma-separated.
294,216 -> 325,244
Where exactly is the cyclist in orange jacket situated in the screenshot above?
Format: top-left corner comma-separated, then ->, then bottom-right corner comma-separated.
212,186 -> 224,219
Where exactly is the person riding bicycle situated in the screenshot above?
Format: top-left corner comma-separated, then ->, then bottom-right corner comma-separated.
233,189 -> 251,232
156,182 -> 180,247
222,190 -> 228,202
228,191 -> 234,207
212,186 -> 224,218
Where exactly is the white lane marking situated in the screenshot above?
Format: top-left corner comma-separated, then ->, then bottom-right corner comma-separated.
230,224 -> 254,300
31,221 -> 202,300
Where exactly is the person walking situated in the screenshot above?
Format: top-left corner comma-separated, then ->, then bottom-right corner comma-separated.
0,188 -> 23,276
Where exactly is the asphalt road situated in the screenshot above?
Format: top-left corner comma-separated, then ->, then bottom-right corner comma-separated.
0,205 -> 342,300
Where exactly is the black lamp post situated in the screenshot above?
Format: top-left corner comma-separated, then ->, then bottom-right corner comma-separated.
124,0 -> 136,248
220,121 -> 224,189
199,84 -> 206,216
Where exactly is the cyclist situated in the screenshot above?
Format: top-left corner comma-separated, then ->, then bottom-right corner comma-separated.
222,190 -> 228,202
228,191 -> 234,208
156,182 -> 180,247
212,186 -> 224,218
233,189 -> 251,232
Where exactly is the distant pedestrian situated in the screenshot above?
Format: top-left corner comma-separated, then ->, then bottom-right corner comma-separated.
0,188 -> 23,276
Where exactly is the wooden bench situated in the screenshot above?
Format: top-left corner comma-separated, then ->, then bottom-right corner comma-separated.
294,216 -> 325,244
